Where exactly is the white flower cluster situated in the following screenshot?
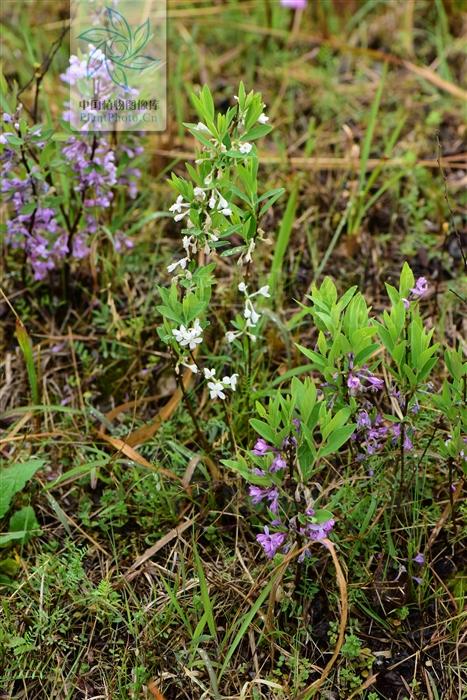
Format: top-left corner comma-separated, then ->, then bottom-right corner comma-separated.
203,368 -> 238,399
165,96 -> 272,399
172,319 -> 203,350
167,105 -> 269,279
226,283 -> 270,343
167,183 -> 233,277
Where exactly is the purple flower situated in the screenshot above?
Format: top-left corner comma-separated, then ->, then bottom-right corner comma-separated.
280,0 -> 307,8
252,438 -> 273,456
268,489 -> 280,514
402,298 -> 410,309
256,526 -> 286,558
282,435 -> 297,449
403,435 -> 413,451
249,485 -> 268,504
410,277 -> 428,298
413,552 -> 424,565
347,374 -> 361,393
306,518 -> 335,542
357,410 -> 371,429
270,455 -> 287,473
249,486 -> 279,514
366,375 -> 384,391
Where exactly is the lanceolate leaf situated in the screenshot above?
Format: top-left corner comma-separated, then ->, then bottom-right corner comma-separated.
77,27 -> 122,44
106,7 -> 131,40
132,18 -> 151,54
0,459 -> 45,519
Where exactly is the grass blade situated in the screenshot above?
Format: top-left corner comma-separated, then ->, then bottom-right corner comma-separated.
15,320 -> 39,406
268,181 -> 298,303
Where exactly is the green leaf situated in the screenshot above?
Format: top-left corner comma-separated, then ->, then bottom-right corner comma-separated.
399,262 -> 415,297
268,182 -> 297,299
0,507 -> 41,547
249,419 -> 276,445
220,459 -> 269,486
241,123 -> 272,141
0,459 -> 44,520
319,425 -> 356,458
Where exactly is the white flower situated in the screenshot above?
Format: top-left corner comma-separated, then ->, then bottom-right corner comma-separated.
217,194 -> 229,210
196,122 -> 210,133
203,368 -> 216,379
244,239 -> 256,263
208,381 -> 226,400
182,236 -> 190,251
169,195 -> 190,222
167,257 -> 189,274
0,134 -> 8,144
238,282 -> 247,293
172,319 -> 203,350
225,331 -> 238,343
258,285 -> 270,298
169,195 -> 185,213
258,113 -> 269,124
220,207 -> 232,217
244,302 -> 260,326
193,187 -> 206,201
239,142 -> 253,154
180,359 -> 198,374
208,193 -> 217,209
223,374 -> 238,391
172,324 -> 188,343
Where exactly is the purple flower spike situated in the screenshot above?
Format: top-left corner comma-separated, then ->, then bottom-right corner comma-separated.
357,410 -> 371,429
270,455 -> 287,473
413,552 -> 425,565
252,438 -> 273,456
256,526 -> 286,558
410,277 -> 428,298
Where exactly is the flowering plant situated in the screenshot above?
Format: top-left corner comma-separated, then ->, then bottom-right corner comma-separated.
223,375 -> 355,559
157,83 -> 283,394
225,264 -> 466,561
1,59 -> 142,281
